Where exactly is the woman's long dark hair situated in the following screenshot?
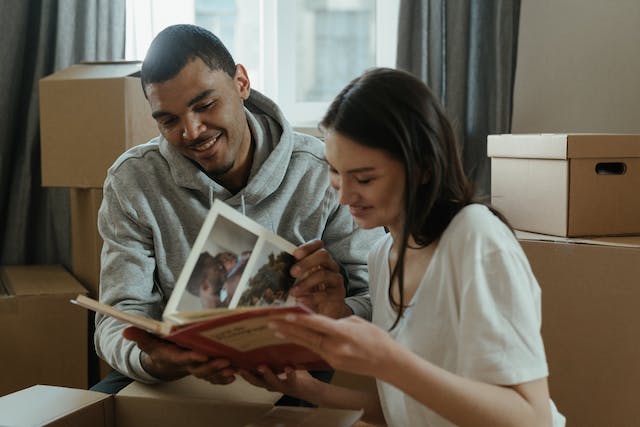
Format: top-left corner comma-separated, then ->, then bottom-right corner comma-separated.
321,68 -> 508,329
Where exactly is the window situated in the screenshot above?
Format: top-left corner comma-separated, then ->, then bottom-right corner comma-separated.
125,0 -> 399,125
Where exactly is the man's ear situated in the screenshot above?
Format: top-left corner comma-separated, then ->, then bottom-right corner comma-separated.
234,64 -> 251,100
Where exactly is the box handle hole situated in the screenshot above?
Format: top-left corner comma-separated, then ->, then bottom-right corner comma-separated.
595,162 -> 626,175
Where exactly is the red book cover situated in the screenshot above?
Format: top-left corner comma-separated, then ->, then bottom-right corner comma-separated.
167,305 -> 331,372
73,295 -> 330,373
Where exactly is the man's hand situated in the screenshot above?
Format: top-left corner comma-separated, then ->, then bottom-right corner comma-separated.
289,240 -> 352,319
123,326 -> 237,384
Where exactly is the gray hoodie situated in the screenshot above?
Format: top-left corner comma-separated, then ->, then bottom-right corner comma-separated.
95,89 -> 384,382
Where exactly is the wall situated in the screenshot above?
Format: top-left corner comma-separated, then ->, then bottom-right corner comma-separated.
512,0 -> 640,133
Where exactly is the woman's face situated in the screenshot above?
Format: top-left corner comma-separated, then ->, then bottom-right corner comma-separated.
324,130 -> 406,234
198,259 -> 227,308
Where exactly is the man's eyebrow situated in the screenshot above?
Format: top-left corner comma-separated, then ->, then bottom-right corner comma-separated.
187,89 -> 215,107
151,89 -> 216,120
151,110 -> 170,120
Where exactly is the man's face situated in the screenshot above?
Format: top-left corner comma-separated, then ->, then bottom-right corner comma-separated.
145,58 -> 252,180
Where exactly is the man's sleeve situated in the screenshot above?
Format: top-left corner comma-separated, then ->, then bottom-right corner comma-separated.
321,204 -> 385,321
94,174 -> 164,383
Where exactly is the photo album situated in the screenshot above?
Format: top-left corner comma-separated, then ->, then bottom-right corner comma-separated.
73,199 -> 330,373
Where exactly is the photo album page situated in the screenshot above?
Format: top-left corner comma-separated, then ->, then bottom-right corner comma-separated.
164,199 -> 298,324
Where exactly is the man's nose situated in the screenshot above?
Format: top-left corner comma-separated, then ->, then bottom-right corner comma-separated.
182,116 -> 204,140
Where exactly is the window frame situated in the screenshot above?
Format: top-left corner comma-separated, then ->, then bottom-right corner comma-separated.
125,0 -> 399,126
264,0 -> 399,125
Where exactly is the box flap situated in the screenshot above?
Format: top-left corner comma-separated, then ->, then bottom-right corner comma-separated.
0,385 -> 111,426
118,376 -> 282,405
488,133 -> 640,159
114,394 -> 271,427
516,230 -> 640,248
244,407 -> 364,427
0,265 -> 87,297
488,134 -> 569,159
41,62 -> 142,81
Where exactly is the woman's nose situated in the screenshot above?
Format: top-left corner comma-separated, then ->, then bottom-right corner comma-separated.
338,181 -> 354,205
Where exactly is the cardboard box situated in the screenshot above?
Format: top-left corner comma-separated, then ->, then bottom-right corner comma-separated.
39,61 -> 159,188
519,231 -> 640,426
489,133 -> 640,237
0,378 -> 363,427
0,265 -> 88,396
69,187 -> 114,382
70,188 -> 103,299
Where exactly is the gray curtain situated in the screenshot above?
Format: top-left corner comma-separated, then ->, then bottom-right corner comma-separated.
0,0 -> 125,267
396,0 -> 520,198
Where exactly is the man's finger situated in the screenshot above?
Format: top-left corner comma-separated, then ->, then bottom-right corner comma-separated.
123,326 -> 209,365
122,326 -> 154,343
292,239 -> 324,260
122,326 -> 167,354
290,269 -> 340,295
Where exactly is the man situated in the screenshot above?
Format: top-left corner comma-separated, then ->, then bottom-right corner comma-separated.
92,24 -> 382,394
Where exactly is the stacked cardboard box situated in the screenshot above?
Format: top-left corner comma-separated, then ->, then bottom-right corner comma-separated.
488,133 -> 640,237
39,62 -> 160,381
519,233 -> 640,426
489,134 -> 640,425
0,266 -> 88,396
39,62 -> 159,189
40,61 -> 159,297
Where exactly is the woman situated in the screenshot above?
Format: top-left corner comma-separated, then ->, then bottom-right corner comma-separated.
241,68 -> 565,426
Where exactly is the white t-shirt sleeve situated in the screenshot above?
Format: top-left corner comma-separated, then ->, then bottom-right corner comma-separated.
456,242 -> 549,385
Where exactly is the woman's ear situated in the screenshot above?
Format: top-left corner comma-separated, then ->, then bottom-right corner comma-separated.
419,169 -> 430,186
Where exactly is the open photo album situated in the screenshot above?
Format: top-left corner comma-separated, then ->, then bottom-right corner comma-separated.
164,198 -> 298,323
72,199 -> 330,373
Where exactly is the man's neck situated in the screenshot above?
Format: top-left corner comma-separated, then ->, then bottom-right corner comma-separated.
214,132 -> 255,195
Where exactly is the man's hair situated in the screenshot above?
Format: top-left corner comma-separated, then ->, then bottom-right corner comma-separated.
140,24 -> 237,95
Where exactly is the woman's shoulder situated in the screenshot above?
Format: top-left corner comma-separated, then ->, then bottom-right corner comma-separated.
444,204 -> 517,251
451,203 -> 504,229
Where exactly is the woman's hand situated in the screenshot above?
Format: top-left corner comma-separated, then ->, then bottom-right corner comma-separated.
239,366 -> 320,401
268,313 -> 397,378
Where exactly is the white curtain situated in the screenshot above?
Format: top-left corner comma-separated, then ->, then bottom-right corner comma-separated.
124,0 -> 194,60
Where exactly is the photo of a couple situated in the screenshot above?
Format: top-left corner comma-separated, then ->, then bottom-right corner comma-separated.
170,200 -> 298,315
186,250 -> 251,309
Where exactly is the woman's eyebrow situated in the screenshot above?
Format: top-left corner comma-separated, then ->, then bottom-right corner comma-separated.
326,160 -> 375,174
